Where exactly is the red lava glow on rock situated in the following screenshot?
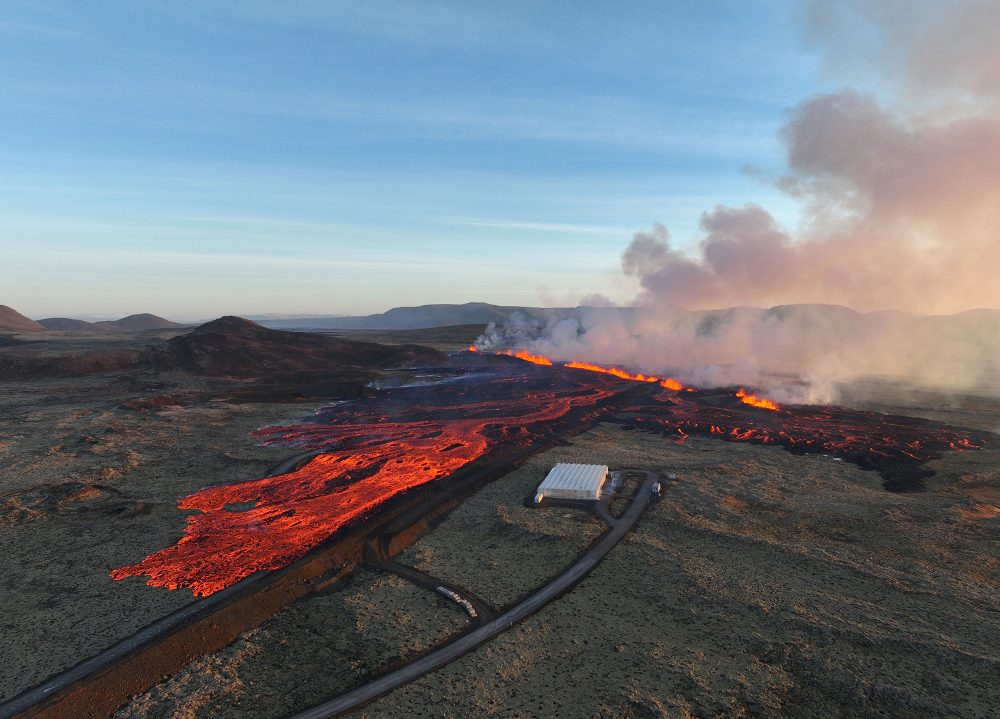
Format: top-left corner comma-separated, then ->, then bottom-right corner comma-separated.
736,387 -> 780,410
623,390 -> 987,491
111,360 -> 622,596
113,351 -> 989,596
498,349 -> 553,365
480,347 -> 689,390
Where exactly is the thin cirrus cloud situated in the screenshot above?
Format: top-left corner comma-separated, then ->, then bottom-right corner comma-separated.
0,1 -> 819,317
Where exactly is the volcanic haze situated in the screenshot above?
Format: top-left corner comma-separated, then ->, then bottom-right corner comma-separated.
483,0 -> 1000,402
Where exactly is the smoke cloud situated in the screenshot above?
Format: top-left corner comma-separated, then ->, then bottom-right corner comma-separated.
626,90 -> 1000,313
798,0 -> 1000,106
476,305 -> 1000,402
479,1 -> 1000,400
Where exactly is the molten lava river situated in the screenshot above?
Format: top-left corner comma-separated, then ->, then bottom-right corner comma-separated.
113,352 -> 989,596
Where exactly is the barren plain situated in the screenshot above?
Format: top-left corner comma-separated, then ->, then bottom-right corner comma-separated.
1,326 -> 998,718
0,323 -> 455,704
117,396 -> 999,719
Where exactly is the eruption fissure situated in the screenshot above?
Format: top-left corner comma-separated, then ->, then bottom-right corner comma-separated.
110,359 -> 627,596
482,346 -> 692,394
112,352 -> 985,597
736,387 -> 780,411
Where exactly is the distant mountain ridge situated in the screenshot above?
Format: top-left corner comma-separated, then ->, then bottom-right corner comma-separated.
257,301 -> 1000,333
38,313 -> 185,332
257,302 -> 592,330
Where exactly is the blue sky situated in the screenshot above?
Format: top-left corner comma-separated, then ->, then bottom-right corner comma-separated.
0,1 -> 823,320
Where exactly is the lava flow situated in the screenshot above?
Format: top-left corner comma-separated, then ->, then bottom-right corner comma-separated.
113,350 -> 989,597
498,348 -> 553,365
619,389 -> 988,491
736,387 -> 780,411
111,359 -> 628,596
476,346 -> 688,390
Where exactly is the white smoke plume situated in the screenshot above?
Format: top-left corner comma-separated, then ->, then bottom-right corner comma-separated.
475,305 -> 1000,403
625,90 -> 1000,314
478,1 -> 1000,401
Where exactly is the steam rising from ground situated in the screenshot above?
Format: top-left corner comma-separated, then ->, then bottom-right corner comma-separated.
475,306 -> 1000,403
480,1 -> 1000,401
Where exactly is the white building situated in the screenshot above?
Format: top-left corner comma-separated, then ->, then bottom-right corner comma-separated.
534,463 -> 609,503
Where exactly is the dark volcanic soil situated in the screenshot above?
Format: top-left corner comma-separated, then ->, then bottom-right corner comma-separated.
0,317 -> 445,403
117,416 -> 1000,719
153,316 -> 442,377
0,325 -> 481,705
2,330 -> 996,718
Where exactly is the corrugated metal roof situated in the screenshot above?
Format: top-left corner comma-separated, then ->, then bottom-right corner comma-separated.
537,463 -> 608,500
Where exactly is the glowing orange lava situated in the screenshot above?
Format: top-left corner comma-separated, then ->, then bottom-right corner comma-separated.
112,422 -> 488,596
499,349 -> 553,365
564,360 -> 658,382
561,359 -> 686,391
500,350 -> 688,391
736,387 -> 780,411
111,368 -> 618,596
112,352 -> 986,597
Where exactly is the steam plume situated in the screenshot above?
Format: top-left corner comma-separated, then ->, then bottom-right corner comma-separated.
479,1 -> 1000,400
626,91 -> 1000,313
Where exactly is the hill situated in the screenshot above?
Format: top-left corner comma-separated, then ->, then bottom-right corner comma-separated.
258,302 -> 582,330
153,316 -> 443,378
0,305 -> 45,332
0,316 -> 444,397
96,314 -> 185,331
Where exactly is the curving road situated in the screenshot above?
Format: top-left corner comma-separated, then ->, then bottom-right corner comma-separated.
288,469 -> 659,719
369,559 -> 497,624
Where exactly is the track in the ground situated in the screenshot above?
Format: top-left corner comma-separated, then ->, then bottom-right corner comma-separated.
287,470 -> 660,719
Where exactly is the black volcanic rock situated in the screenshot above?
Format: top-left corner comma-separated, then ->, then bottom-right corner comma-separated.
0,349 -> 144,379
0,316 -> 443,391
